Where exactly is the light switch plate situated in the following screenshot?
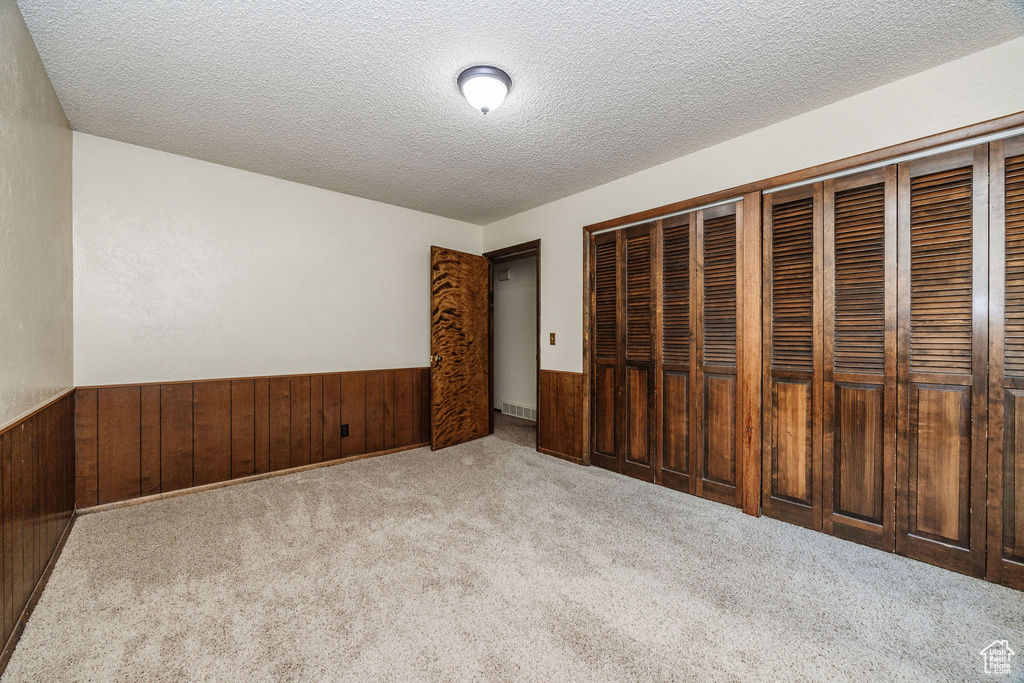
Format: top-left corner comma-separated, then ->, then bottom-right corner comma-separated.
549,333 -> 556,345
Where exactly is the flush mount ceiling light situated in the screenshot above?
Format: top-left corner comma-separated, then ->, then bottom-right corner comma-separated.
458,65 -> 511,114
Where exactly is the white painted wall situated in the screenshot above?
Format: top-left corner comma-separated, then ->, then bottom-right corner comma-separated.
493,256 -> 536,411
0,1 -> 73,427
483,36 -> 1024,374
73,133 -> 483,386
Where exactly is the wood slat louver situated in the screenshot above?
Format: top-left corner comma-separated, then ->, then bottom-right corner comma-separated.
662,216 -> 690,365
772,198 -> 815,371
595,239 -> 618,360
626,232 -> 652,362
834,183 -> 886,374
703,213 -> 737,365
909,167 -> 974,375
1005,153 -> 1024,375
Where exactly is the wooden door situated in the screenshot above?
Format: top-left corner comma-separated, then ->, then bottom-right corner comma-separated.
988,135 -> 1024,590
762,185 -> 823,528
660,212 -> 694,493
621,224 -> 657,481
591,231 -> 620,471
896,146 -> 988,578
822,168 -> 897,550
694,203 -> 742,505
430,246 -> 491,450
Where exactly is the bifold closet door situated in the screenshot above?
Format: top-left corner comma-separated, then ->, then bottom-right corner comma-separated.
896,145 -> 988,578
589,224 -> 656,480
822,168 -> 897,550
591,231 -> 620,472
693,203 -> 742,505
989,135 -> 1024,590
660,213 -> 694,493
762,185 -> 823,528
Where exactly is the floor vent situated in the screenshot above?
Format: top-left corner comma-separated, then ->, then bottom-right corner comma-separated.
501,401 -> 537,422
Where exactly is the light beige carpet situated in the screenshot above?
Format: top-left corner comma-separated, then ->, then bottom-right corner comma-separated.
3,437 -> 1022,682
493,412 -> 536,449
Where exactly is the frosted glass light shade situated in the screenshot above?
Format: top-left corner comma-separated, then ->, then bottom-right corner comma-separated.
458,66 -> 512,114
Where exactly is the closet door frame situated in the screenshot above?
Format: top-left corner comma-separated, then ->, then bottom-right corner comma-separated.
896,145 -> 989,578
988,136 -> 1024,590
822,167 -> 897,551
762,184 -> 824,529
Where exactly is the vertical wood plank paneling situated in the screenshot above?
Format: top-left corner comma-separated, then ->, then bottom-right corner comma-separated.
310,375 -> 323,463
411,370 -> 424,446
322,374 -> 342,461
1,429 -> 11,640
96,387 -> 141,505
365,371 -> 385,453
420,368 -> 432,444
341,372 -> 367,457
139,385 -> 161,497
394,370 -> 415,448
193,381 -> 232,487
290,376 -> 311,468
254,378 -> 270,475
231,380 -> 255,479
383,371 -> 395,450
10,425 -> 24,628
160,383 -> 194,493
557,372 -> 574,457
268,378 -> 291,472
537,370 -> 584,461
74,389 -> 98,508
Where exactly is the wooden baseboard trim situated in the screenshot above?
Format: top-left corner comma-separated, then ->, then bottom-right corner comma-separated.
538,446 -> 585,466
0,511 -> 76,676
77,442 -> 430,516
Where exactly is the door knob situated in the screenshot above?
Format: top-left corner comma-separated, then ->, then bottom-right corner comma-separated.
432,355 -> 442,363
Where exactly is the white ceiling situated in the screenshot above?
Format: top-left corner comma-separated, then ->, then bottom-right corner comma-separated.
17,0 -> 1024,225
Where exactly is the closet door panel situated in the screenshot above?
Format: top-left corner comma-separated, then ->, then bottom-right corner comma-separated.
622,224 -> 657,480
897,145 -> 987,578
590,232 -> 620,472
660,213 -> 693,493
695,203 -> 741,506
823,168 -> 896,550
763,186 -> 823,528
988,135 -> 1024,589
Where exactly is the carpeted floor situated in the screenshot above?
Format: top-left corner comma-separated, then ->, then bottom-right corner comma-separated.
493,411 -> 536,449
3,437 -> 1022,682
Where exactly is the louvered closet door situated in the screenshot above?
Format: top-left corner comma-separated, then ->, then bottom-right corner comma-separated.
694,202 -> 742,506
896,145 -> 988,578
591,231 -> 620,472
660,213 -> 694,493
621,223 -> 657,481
988,135 -> 1024,590
762,185 -> 823,528
822,168 -> 897,550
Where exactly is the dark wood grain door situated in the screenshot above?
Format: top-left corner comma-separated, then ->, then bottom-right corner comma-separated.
621,224 -> 657,481
988,134 -> 1024,590
430,246 -> 491,450
822,167 -> 897,551
694,203 -> 742,506
896,145 -> 988,578
591,231 -> 621,472
762,185 -> 823,528
660,212 -> 694,493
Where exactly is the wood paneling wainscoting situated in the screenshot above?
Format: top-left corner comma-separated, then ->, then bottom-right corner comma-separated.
0,391 -> 76,669
75,369 -> 430,508
538,370 -> 583,463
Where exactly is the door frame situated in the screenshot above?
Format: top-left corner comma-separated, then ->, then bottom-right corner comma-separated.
483,239 -> 541,448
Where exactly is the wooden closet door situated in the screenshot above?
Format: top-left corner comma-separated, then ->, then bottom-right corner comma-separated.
621,223 -> 657,481
694,203 -> 742,506
988,135 -> 1024,590
660,213 -> 695,493
822,168 -> 897,550
896,145 -> 988,578
762,185 -> 823,528
591,231 -> 620,472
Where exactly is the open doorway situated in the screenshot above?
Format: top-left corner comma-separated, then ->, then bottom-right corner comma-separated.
484,240 -> 540,451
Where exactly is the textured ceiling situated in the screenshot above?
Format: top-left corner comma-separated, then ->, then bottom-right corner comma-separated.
16,0 -> 1024,225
